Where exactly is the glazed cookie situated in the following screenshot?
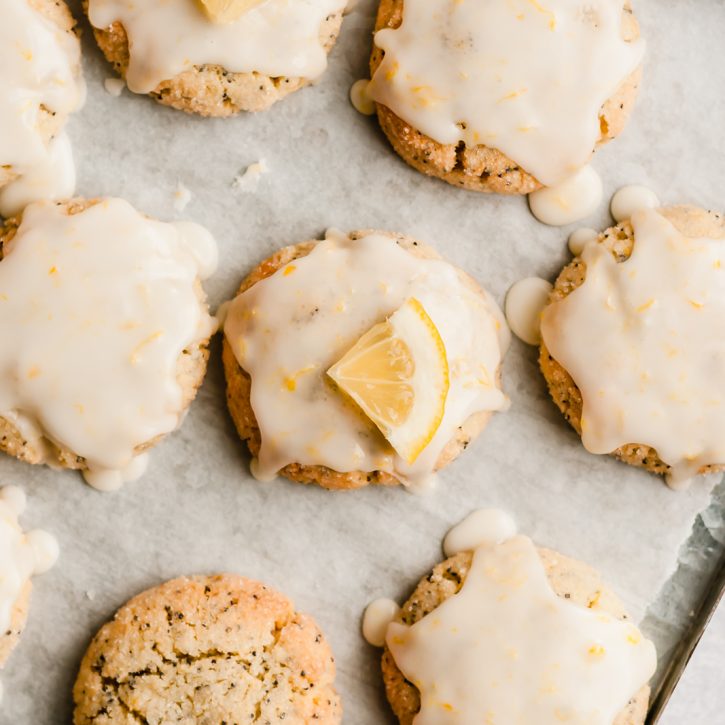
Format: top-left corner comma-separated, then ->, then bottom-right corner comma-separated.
0,197 -> 217,490
85,0 -> 346,116
222,230 -> 510,490
370,511 -> 655,724
0,486 -> 58,675
73,574 -> 341,724
0,0 -> 85,217
366,0 -> 643,194
540,205 -> 725,489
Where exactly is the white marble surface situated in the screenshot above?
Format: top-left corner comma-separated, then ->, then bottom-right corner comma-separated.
660,599 -> 725,725
1,0 -> 724,722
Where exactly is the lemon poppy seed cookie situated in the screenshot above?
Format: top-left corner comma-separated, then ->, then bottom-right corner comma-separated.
0,0 -> 85,216
366,0 -> 643,194
0,198 -> 217,490
0,486 -> 58,677
368,511 -> 655,724
540,205 -> 725,489
85,0 -> 346,116
222,230 -> 510,491
73,574 -> 341,725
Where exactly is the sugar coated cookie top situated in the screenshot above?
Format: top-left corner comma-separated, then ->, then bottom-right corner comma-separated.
87,0 -> 348,94
0,0 -> 85,215
541,207 -> 725,489
0,199 -> 218,489
73,574 -> 341,724
385,512 -> 656,725
368,0 -> 644,186
223,230 -> 509,488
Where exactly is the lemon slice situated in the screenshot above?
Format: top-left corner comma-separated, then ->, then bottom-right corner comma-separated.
198,0 -> 263,24
328,298 -> 449,464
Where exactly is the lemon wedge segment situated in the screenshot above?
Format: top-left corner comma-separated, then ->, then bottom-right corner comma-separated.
198,0 -> 263,24
328,298 -> 449,464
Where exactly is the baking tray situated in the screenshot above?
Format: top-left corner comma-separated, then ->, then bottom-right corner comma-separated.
2,0 -> 725,722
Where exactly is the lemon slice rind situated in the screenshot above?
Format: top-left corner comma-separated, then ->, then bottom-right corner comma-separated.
328,298 -> 450,465
198,0 -> 263,24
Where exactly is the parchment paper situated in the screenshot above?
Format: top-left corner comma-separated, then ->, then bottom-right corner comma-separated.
2,0 -> 725,721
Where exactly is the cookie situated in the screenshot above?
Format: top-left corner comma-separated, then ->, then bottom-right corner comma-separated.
73,574 -> 341,724
382,548 -> 650,725
0,198 -> 216,488
540,205 -> 725,481
0,582 -> 31,669
85,0 -> 345,116
0,0 -> 84,208
0,485 -> 59,673
222,230 -> 509,490
368,0 -> 642,194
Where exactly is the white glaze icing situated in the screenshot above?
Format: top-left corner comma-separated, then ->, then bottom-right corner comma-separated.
0,0 -> 85,217
0,199 -> 217,487
443,508 -> 517,556
387,532 -> 656,724
0,133 -> 76,220
368,0 -> 644,187
362,598 -> 400,647
83,452 -> 150,492
0,486 -> 58,642
569,227 -> 600,256
104,77 -> 126,97
224,231 -> 509,487
505,277 -> 554,346
87,0 -> 347,94
611,184 -> 660,222
541,208 -> 725,487
0,486 -> 27,517
529,165 -> 604,226
350,79 -> 375,116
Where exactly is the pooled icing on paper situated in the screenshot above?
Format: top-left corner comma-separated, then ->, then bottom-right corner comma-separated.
224,231 -> 509,487
0,0 -> 85,217
368,0 -> 644,186
0,485 -> 59,646
362,598 -> 400,647
87,0 -> 347,94
528,165 -> 604,226
611,184 -> 660,223
541,208 -> 725,488
442,507 -> 517,556
350,79 -> 375,115
0,199 -> 217,489
386,513 -> 656,725
569,227 -> 600,256
505,277 -> 554,346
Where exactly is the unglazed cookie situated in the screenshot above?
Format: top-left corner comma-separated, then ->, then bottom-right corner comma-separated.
0,0 -> 85,216
0,198 -> 217,490
84,0 -> 346,116
222,230 -> 510,491
73,574 -> 341,724
367,0 -> 643,194
375,512 -> 655,725
0,486 -> 58,674
540,205 -> 725,488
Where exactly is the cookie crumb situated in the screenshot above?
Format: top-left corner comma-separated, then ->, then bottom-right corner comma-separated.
232,160 -> 268,193
173,182 -> 192,212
